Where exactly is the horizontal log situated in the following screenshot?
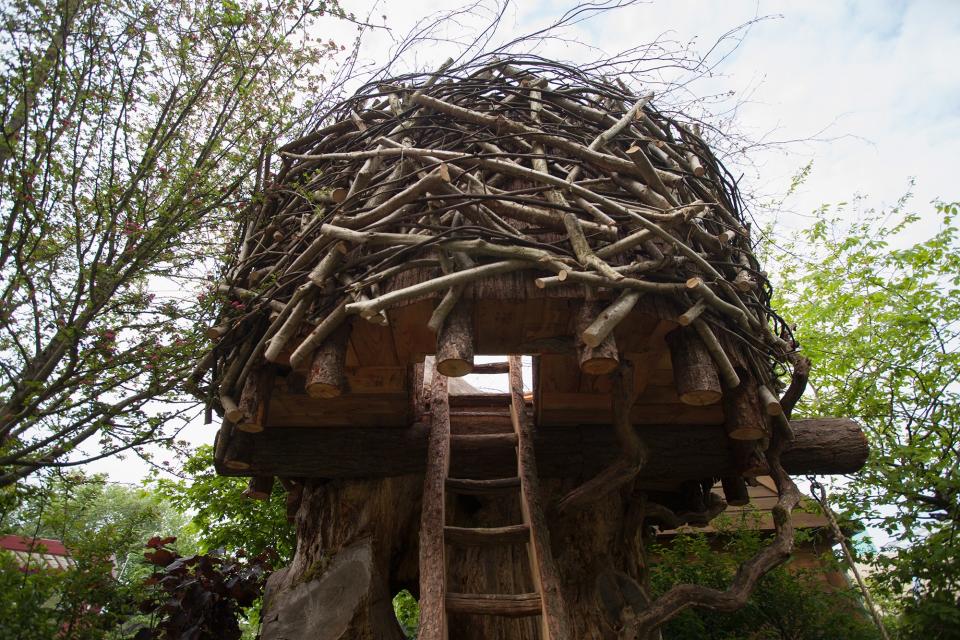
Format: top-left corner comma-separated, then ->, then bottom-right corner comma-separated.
446,476 -> 521,494
446,592 -> 542,617
470,361 -> 509,374
216,417 -> 868,484
444,524 -> 530,546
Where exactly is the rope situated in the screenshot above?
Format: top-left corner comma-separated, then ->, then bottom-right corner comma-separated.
805,476 -> 891,640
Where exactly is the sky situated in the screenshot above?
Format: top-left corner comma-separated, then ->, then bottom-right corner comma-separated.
88,0 -> 960,486
357,0 -> 958,222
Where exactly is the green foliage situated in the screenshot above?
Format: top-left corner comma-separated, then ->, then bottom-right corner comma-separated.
650,517 -> 880,640
770,195 -> 960,633
0,0 -> 348,486
0,546 -> 136,640
1,471 -> 188,574
0,472 -> 185,639
393,589 -> 420,639
151,445 -> 294,563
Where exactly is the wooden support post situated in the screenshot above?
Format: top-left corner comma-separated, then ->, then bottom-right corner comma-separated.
213,418 -> 232,469
243,476 -> 274,500
305,323 -> 350,398
722,368 -> 768,441
665,327 -> 722,406
509,356 -> 571,640
576,301 -> 619,375
419,371 -> 450,640
720,476 -> 750,506
436,302 -> 474,377
223,427 -> 255,471
237,368 -> 275,433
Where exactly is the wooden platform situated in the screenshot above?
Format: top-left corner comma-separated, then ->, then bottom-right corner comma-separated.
263,277 -> 726,430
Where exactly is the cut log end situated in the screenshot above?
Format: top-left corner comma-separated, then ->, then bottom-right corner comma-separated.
726,424 -> 767,441
724,368 -> 768,442
666,327 -> 722,407
221,394 -> 244,423
758,385 -> 784,416
580,356 -> 619,376
436,357 -> 474,378
305,323 -> 349,398
243,476 -> 274,501
236,421 -> 265,434
577,300 -> 620,376
237,369 -> 274,435
678,389 -> 723,406
437,302 -> 474,378
224,459 -> 251,471
206,323 -> 229,340
305,381 -> 343,399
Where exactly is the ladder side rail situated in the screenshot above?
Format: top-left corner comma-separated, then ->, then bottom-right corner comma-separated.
508,356 -> 572,640
419,372 -> 451,640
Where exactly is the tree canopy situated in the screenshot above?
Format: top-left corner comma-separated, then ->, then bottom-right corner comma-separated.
0,0 -> 349,485
771,195 -> 960,636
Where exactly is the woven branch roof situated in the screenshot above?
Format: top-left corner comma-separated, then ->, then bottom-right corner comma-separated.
198,57 -> 797,412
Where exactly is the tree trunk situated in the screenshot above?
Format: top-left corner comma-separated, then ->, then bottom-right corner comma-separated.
260,474 -> 656,639
260,420 -> 862,640
260,477 -> 422,640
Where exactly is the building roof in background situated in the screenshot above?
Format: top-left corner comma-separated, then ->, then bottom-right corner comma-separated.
0,534 -> 73,570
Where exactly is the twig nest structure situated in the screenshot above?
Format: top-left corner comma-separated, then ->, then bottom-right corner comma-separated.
198,57 -> 798,433
196,57 -> 871,640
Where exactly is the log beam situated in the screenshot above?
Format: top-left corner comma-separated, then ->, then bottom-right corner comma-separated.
215,417 -> 868,482
666,327 -> 722,406
723,368 -> 767,441
305,323 -> 349,398
576,301 -> 619,375
237,368 -> 275,433
436,302 -> 474,377
418,371 -> 450,640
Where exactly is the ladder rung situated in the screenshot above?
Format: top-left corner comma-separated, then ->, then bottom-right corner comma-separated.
444,524 -> 530,546
446,592 -> 542,617
449,411 -> 514,435
449,410 -> 512,421
449,393 -> 511,408
446,477 -> 521,495
450,433 -> 517,448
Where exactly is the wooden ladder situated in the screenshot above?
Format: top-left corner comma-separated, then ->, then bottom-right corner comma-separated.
418,356 -> 570,640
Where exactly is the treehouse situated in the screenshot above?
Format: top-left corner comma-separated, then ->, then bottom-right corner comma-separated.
195,57 -> 868,639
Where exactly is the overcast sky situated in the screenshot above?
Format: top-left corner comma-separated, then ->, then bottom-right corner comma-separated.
90,0 -> 959,485
350,0 -> 957,221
